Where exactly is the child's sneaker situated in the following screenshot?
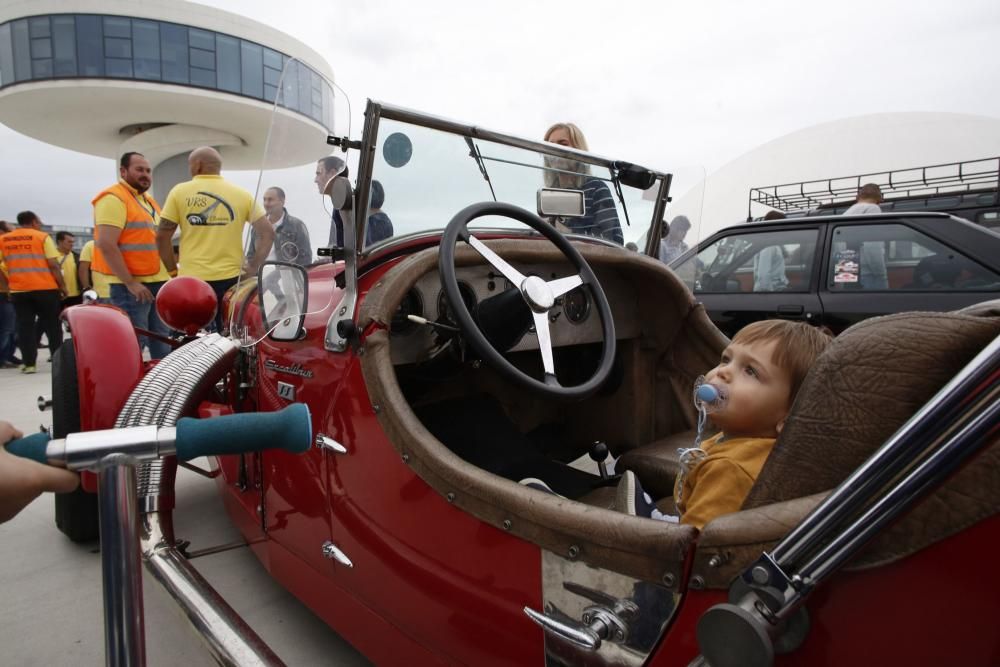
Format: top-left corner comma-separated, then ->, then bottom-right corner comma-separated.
21,365 -> 36,374
614,471 -> 659,517
519,477 -> 558,495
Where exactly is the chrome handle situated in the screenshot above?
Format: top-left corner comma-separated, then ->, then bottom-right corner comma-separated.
321,541 -> 354,568
315,434 -> 347,454
523,606 -> 601,651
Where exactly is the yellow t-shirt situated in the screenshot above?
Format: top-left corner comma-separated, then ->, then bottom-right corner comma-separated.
79,240 -> 111,298
58,250 -> 80,297
93,193 -> 170,285
159,175 -> 265,281
0,233 -> 60,293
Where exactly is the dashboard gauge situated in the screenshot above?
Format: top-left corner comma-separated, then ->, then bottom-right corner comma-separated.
563,286 -> 590,324
437,281 -> 477,324
390,289 -> 423,335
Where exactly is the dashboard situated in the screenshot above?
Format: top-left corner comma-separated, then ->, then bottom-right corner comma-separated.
388,262 -> 639,365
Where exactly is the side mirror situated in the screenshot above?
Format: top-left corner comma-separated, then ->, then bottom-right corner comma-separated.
258,262 -> 308,341
537,188 -> 585,218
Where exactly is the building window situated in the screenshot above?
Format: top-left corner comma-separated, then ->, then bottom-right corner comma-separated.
51,16 -> 76,77
11,19 -> 31,82
160,23 -> 187,84
75,15 -> 104,77
132,20 -> 160,80
0,24 -> 14,86
216,34 -> 240,94
240,41 -> 263,98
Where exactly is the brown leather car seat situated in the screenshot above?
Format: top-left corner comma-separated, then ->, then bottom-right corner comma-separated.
745,304 -> 1000,509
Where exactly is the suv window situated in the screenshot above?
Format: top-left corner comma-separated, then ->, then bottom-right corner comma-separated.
676,229 -> 819,294
828,223 -> 1000,291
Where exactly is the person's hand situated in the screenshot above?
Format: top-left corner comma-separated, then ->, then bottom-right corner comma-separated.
126,281 -> 154,304
0,421 -> 79,523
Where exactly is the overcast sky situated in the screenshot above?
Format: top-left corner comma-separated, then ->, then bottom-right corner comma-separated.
2,0 -> 998,233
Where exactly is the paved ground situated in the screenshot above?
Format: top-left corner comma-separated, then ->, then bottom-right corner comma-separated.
0,359 -> 369,666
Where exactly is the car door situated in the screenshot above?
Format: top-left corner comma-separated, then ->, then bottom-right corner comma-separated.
818,220 -> 1000,332
673,226 -> 824,338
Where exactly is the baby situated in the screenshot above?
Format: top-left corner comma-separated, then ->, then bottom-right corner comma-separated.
618,319 -> 833,529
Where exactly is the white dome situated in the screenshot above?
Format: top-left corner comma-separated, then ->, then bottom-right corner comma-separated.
669,112 -> 1000,239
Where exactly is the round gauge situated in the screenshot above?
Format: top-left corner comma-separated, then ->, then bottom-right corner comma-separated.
390,289 -> 423,335
563,286 -> 590,324
437,281 -> 477,324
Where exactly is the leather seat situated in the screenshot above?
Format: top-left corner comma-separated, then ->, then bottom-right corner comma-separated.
616,430 -> 698,499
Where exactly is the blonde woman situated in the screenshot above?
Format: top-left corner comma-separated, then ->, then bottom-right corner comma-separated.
543,123 -> 623,244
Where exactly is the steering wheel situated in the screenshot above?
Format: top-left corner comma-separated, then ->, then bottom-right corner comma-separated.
438,202 -> 616,400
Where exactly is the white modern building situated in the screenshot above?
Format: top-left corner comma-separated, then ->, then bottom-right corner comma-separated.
666,112 -> 1000,240
0,0 -> 336,200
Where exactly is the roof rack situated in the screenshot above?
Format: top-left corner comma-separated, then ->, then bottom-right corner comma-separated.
748,156 -> 1000,218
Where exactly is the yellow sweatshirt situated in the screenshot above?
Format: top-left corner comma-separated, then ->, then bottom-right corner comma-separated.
674,433 -> 775,530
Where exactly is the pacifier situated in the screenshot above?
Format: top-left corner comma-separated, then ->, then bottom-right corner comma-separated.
692,375 -> 727,413
676,376 -> 728,506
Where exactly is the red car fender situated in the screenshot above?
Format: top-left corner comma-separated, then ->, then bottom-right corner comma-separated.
62,304 -> 144,492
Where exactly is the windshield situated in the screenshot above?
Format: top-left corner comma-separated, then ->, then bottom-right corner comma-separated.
360,114 -> 663,251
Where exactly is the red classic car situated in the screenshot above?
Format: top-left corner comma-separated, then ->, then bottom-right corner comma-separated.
53,62 -> 1000,666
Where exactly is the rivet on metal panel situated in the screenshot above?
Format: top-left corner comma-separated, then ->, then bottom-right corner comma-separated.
751,565 -> 770,585
662,573 -> 676,587
372,403 -> 381,413
690,575 -> 705,590
502,519 -> 512,530
567,545 -> 580,559
401,453 -> 410,463
446,492 -> 455,503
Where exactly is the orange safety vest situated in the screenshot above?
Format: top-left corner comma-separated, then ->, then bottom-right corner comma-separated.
0,228 -> 58,292
92,183 -> 162,277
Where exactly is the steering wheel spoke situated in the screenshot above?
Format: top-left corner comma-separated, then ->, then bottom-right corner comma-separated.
531,311 -> 557,379
467,235 -> 526,286
547,274 -> 584,298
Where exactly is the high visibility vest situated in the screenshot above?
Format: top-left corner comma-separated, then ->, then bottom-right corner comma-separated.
0,228 -> 58,292
92,183 -> 162,277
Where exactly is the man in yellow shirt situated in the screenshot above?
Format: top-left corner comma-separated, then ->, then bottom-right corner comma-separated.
0,211 -> 67,373
77,240 -> 111,302
157,146 -> 273,332
93,152 -> 172,359
54,232 -> 82,308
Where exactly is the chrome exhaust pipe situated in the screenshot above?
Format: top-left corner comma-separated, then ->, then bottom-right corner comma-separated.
116,334 -> 284,666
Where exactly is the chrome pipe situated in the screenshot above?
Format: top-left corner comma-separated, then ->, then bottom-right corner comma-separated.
143,546 -> 284,667
99,454 -> 146,667
771,332 -> 1000,566
118,334 -> 282,666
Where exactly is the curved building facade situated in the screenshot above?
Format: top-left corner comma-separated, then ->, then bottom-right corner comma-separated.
0,13 -> 333,128
0,0 -> 336,198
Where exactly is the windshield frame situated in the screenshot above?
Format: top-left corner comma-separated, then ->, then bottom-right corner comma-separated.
324,99 -> 674,352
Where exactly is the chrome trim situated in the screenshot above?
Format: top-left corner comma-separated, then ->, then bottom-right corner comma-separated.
321,541 -> 354,568
537,549 -> 678,666
98,454 -> 145,667
524,606 -> 600,651
315,434 -> 348,454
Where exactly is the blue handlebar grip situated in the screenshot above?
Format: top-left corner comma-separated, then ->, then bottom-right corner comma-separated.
5,431 -> 51,464
174,404 -> 312,461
